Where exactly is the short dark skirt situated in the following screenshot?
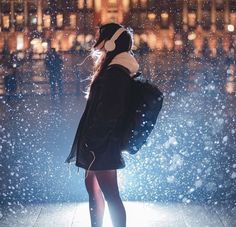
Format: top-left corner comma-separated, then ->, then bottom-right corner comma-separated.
76,151 -> 126,171
76,136 -> 126,171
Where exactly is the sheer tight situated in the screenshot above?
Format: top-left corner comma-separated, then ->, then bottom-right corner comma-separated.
85,170 -> 126,227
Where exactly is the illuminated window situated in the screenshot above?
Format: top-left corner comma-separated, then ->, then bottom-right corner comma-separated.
161,12 -> 169,20
108,0 -> 117,8
77,34 -> 85,43
86,0 -> 93,8
188,12 -> 196,27
16,14 -> 24,24
3,15 -> 10,28
85,34 -> 93,43
30,38 -> 43,54
70,14 -> 76,28
133,34 -> 140,48
230,13 -> 236,26
17,34 -> 24,51
147,33 -> 157,50
140,33 -> 148,43
161,12 -> 169,28
148,13 -> 156,21
30,15 -> 37,25
43,15 -> 51,28
140,0 -> 147,7
122,0 -> 129,12
56,14 -> 63,28
78,0 -> 84,9
95,0 -> 101,12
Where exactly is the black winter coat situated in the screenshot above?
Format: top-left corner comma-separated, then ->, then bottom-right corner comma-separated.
65,65 -> 131,170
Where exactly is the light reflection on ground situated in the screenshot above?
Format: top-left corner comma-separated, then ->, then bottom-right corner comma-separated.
0,201 -> 235,227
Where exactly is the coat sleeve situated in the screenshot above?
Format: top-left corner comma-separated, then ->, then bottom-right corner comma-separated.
83,68 -> 130,151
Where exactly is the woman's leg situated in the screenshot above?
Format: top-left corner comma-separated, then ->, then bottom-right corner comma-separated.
95,170 -> 126,227
85,170 -> 105,227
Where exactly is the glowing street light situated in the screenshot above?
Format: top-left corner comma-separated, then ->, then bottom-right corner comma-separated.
188,32 -> 196,41
227,24 -> 235,32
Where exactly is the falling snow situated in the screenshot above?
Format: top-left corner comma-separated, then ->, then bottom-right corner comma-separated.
0,35 -> 236,222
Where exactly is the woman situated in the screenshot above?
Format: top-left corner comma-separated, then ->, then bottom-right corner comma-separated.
65,23 -> 139,227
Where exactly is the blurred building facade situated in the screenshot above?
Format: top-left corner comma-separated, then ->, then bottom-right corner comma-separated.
0,0 -> 236,56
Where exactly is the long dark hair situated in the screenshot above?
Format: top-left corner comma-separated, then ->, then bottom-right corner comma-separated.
84,23 -> 134,99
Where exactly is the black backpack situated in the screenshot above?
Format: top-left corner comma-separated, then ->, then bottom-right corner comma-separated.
114,65 -> 164,154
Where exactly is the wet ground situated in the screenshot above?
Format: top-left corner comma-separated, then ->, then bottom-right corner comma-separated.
0,201 -> 235,227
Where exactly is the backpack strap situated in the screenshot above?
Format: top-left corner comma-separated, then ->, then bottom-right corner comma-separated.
133,71 -> 142,78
